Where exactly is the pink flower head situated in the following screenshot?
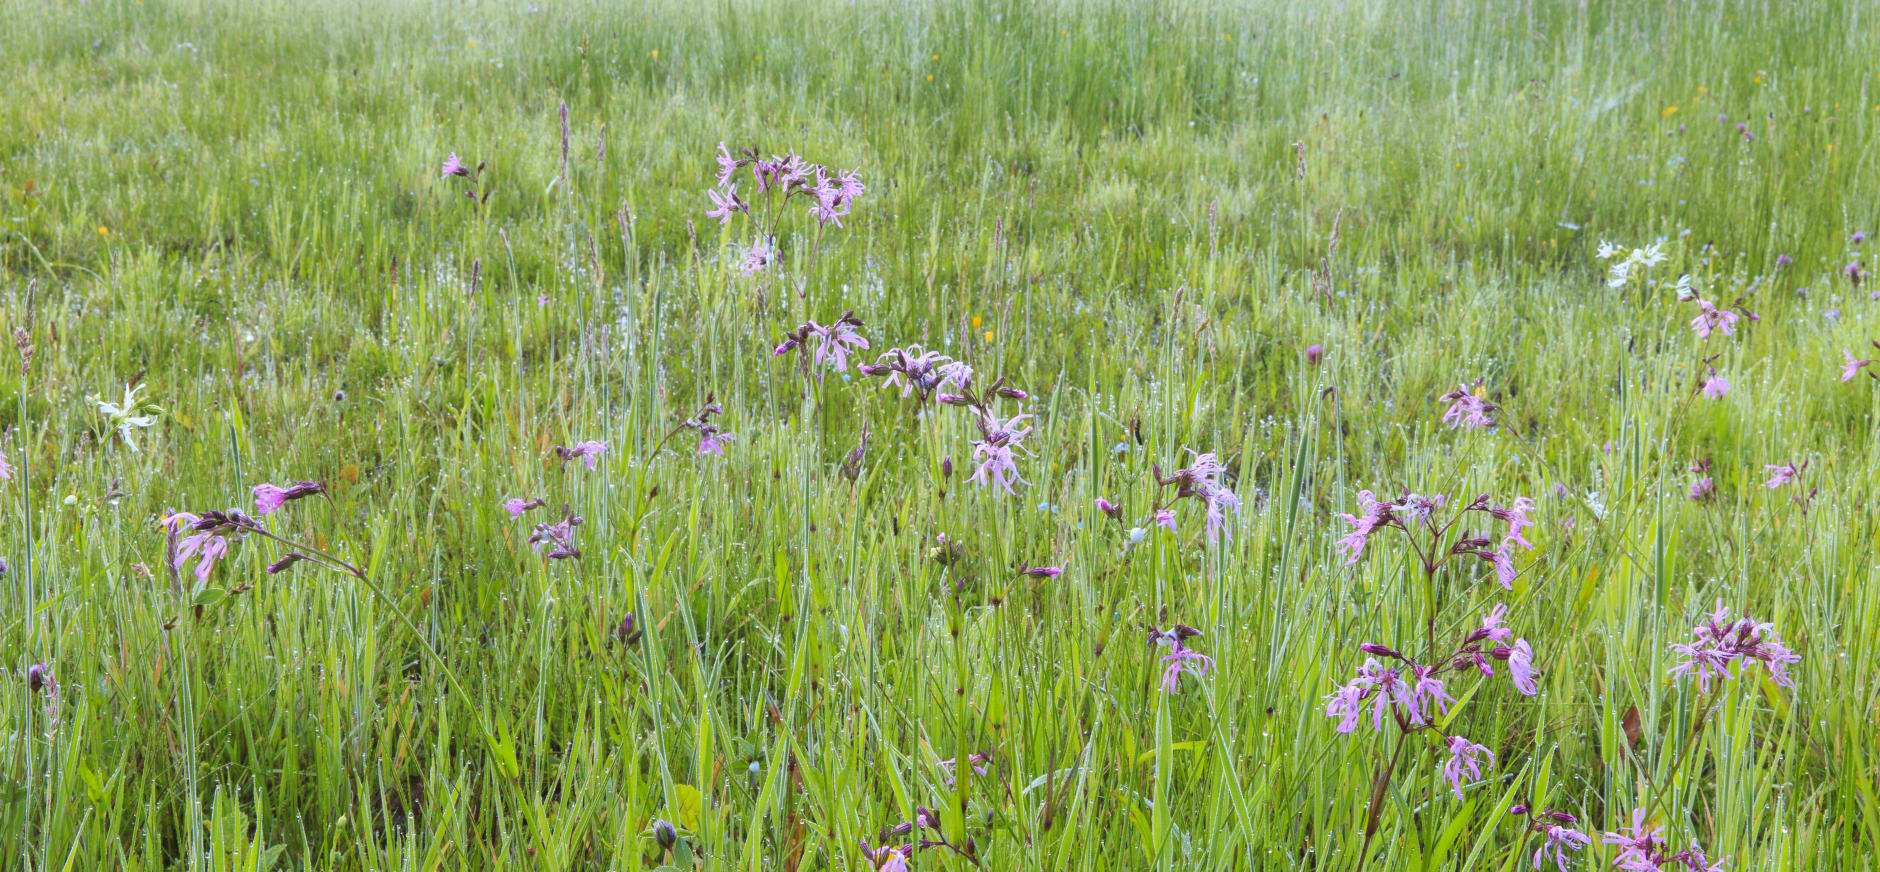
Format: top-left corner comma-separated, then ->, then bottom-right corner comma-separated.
1494,639 -> 1540,695
1094,498 -> 1122,520
740,236 -> 776,276
697,431 -> 734,456
167,511 -> 247,582
1688,477 -> 1715,501
1159,645 -> 1214,694
1323,657 -> 1425,732
555,440 -> 608,470
807,320 -> 870,373
1159,451 -> 1241,543
503,497 -> 546,518
1532,825 -> 1591,872
1020,565 -> 1063,579
1775,253 -> 1793,268
713,142 -> 743,187
1334,489 -> 1403,563
1602,808 -> 1665,871
705,186 -> 747,224
1669,599 -> 1801,691
1305,344 -> 1325,365
1153,509 -> 1177,532
1701,375 -> 1730,399
1688,298 -> 1738,338
1847,261 -> 1864,288
1763,461 -> 1800,489
527,511 -> 584,560
966,412 -> 1033,494
1842,350 -> 1874,382
441,152 -> 469,178
1439,383 -> 1497,429
1855,231 -> 1868,245
1442,735 -> 1494,799
251,480 -> 323,516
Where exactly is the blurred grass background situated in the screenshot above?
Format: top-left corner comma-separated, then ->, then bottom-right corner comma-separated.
3,0 -> 1878,868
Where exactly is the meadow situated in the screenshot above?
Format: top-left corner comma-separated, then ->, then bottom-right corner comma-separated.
4,0 -> 1879,868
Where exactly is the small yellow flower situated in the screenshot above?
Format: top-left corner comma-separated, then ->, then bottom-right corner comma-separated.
1827,144 -> 1835,151
467,38 -> 477,47
1753,76 -> 1763,84
925,74 -> 933,82
1697,85 -> 1708,94
972,316 -> 982,328
97,225 -> 110,235
651,49 -> 659,58
931,54 -> 939,61
983,331 -> 994,342
1661,105 -> 1678,117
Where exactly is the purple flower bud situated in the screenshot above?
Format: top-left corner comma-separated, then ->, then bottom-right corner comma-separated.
941,457 -> 953,478
1020,565 -> 1063,579
1775,253 -> 1793,268
1305,344 -> 1325,365
996,387 -> 1028,399
26,663 -> 54,694
1358,643 -> 1404,660
266,552 -> 308,574
1735,122 -> 1747,133
1855,231 -> 1867,245
1548,810 -> 1578,824
1509,804 -> 1529,816
937,393 -> 972,406
1095,498 -> 1122,520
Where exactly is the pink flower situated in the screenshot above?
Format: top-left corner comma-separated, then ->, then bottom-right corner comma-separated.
1701,375 -> 1730,399
705,186 -> 746,224
1688,299 -> 1738,338
1335,489 -> 1394,563
1669,599 -> 1801,692
1532,825 -> 1591,872
1602,808 -> 1665,871
1842,350 -> 1874,382
713,142 -> 742,187
251,480 -> 323,516
167,512 -> 246,582
441,153 -> 469,178
807,321 -> 870,373
966,412 -> 1033,494
555,441 -> 608,470
1153,509 -> 1177,532
1323,658 -> 1425,732
0,450 -> 10,481
1305,344 -> 1325,365
697,431 -> 734,456
1688,477 -> 1715,501
740,236 -> 775,276
1763,462 -> 1800,489
1439,383 -> 1497,429
503,497 -> 545,518
1442,735 -> 1494,799
1497,639 -> 1540,695
1159,645 -> 1214,693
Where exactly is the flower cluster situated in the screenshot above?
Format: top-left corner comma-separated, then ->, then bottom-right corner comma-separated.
1667,600 -> 1801,692
165,510 -> 251,581
1325,607 -> 1538,729
1596,240 -> 1669,288
1686,296 -> 1757,339
1507,806 -> 1592,872
525,508 -> 584,560
553,440 -> 608,470
774,311 -> 870,375
1148,625 -> 1213,694
1439,381 -> 1497,429
1601,808 -> 1729,871
859,346 -> 975,402
1335,490 -> 1536,589
712,144 -> 866,227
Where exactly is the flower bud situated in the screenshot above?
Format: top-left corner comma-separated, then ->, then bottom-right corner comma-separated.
1547,810 -> 1578,824
996,387 -> 1028,399
1305,344 -> 1325,365
1358,643 -> 1404,660
1508,804 -> 1529,816
266,552 -> 308,575
652,819 -> 678,851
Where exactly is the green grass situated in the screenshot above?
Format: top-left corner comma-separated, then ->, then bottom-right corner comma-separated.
4,0 -> 1878,868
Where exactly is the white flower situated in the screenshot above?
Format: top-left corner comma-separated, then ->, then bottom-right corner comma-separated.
88,384 -> 161,452
1606,260 -> 1633,288
1673,274 -> 1696,301
1636,242 -> 1667,266
1596,240 -> 1619,260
